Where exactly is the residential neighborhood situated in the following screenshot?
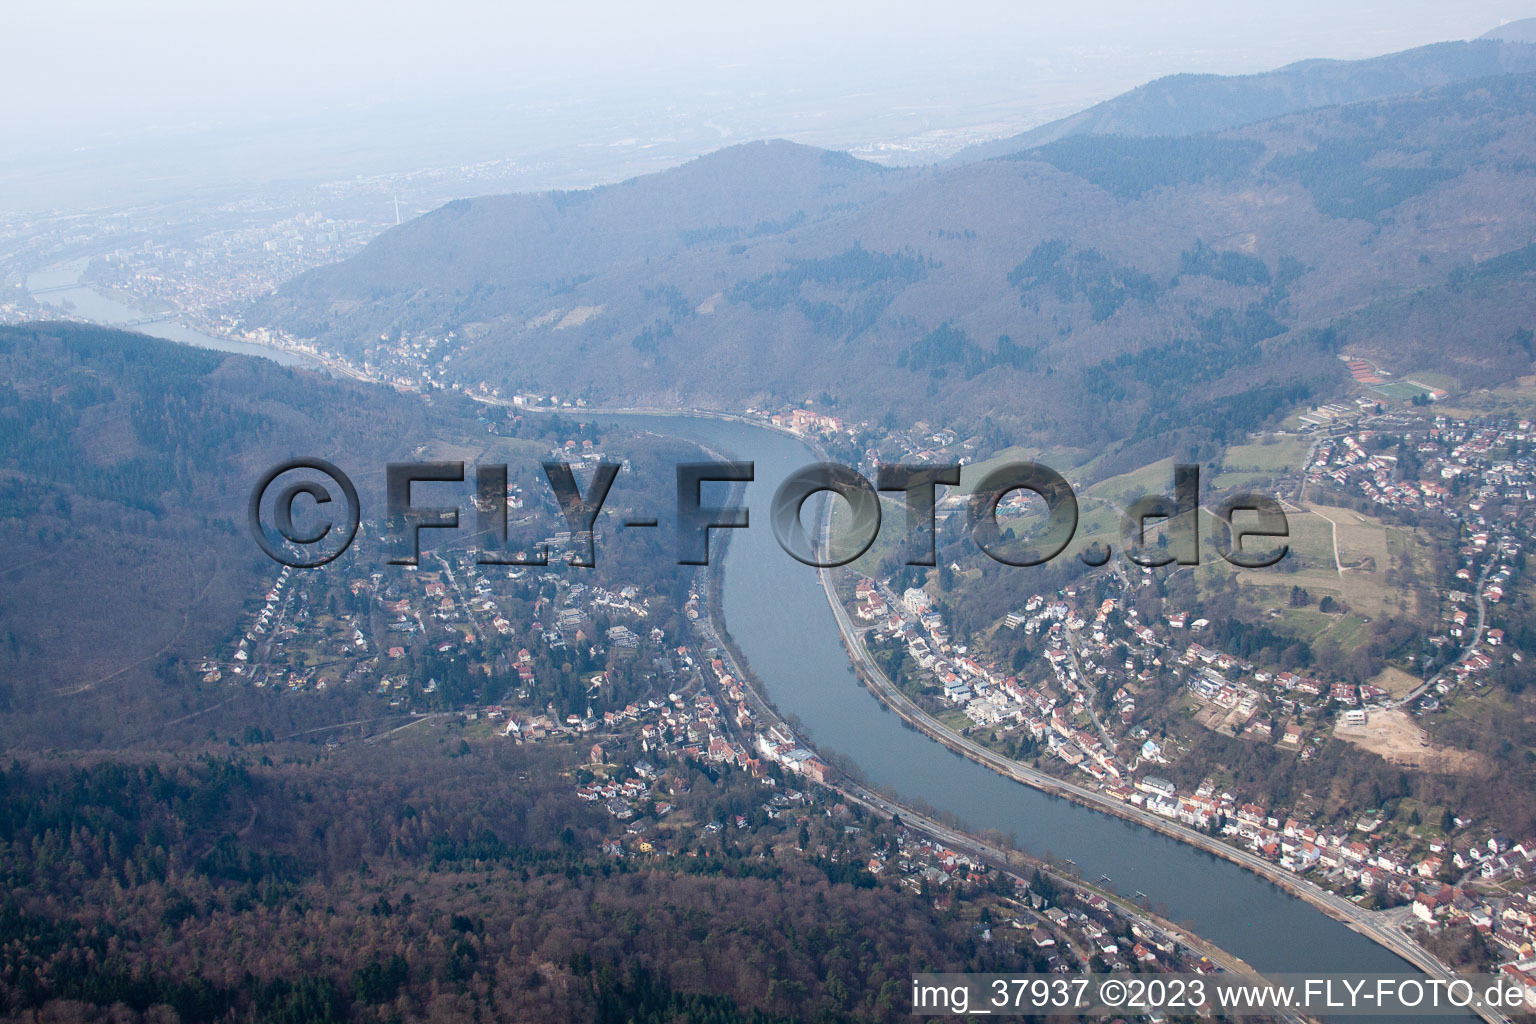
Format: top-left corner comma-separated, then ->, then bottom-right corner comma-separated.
837,402 -> 1536,985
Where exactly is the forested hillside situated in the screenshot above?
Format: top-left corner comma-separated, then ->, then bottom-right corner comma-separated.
954,38 -> 1536,160
250,73 -> 1536,464
0,324 -> 687,745
0,726 -> 1045,1022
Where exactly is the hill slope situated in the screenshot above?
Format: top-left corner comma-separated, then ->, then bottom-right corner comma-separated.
270,140 -> 908,340
953,38 -> 1536,162
250,74 -> 1536,462
0,324 -> 485,734
1483,18 -> 1536,44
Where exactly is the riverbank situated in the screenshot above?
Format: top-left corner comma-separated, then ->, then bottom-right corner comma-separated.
813,563 -> 1507,1023
15,292 -> 1491,1010
568,405 -> 1491,1018
24,262 -> 322,370
686,530 -> 1305,1018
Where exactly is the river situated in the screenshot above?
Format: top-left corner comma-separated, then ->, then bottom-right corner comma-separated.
601,412 -> 1431,992
25,259 -> 316,368
16,280 -> 1453,1006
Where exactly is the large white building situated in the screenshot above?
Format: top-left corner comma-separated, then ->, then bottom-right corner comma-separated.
903,587 -> 933,615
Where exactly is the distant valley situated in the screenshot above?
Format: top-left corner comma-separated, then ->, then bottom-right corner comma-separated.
250,42 -> 1536,474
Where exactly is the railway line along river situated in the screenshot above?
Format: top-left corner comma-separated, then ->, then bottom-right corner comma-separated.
597,410 -> 1482,1022
18,278 -> 1478,1018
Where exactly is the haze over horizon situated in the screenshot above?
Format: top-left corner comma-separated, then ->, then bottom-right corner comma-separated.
5,1 -> 1536,211
7,4 -> 1536,1018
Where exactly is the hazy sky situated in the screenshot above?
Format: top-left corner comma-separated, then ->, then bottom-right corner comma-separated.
6,1 -> 1532,148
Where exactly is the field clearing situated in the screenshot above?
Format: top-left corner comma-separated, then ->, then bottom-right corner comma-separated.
835,494 -> 909,576
1266,606 -> 1367,648
956,446 -> 1034,490
427,434 -> 550,466
1211,435 -> 1311,491
1370,666 -> 1423,699
1326,613 -> 1371,650
1269,605 -> 1336,636
951,493 -> 1124,566
1334,709 -> 1488,775
1432,377 -> 1536,419
1409,370 -> 1461,392
1329,506 -> 1390,572
1190,505 -> 1331,581
1086,457 -> 1177,509
836,454 -> 1164,574
1070,499 -> 1122,552
1189,501 -> 1429,642
958,445 -> 1094,493
938,708 -> 974,733
1370,381 -> 1435,402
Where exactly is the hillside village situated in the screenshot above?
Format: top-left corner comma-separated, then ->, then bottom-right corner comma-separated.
212,498 -> 1252,986
200,345 -> 1536,989
840,404 -> 1536,981
556,598 -> 1242,982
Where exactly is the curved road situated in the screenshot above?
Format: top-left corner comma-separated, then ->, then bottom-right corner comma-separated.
1394,553 -> 1497,710
815,562 -> 1509,1024
692,555 -> 1306,1022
